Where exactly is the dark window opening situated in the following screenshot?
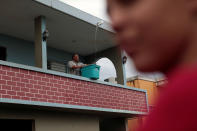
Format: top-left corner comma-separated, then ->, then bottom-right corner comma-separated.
0,46 -> 7,61
0,119 -> 35,131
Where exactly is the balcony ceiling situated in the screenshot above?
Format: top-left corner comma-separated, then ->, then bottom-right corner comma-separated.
0,0 -> 116,56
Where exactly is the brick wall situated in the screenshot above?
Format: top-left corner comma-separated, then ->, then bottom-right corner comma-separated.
0,65 -> 148,113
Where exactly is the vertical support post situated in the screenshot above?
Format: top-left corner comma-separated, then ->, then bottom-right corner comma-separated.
121,50 -> 127,86
34,16 -> 47,70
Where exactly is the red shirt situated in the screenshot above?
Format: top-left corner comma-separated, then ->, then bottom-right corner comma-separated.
138,66 -> 197,131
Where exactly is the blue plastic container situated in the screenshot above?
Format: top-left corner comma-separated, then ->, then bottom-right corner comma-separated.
81,64 -> 100,79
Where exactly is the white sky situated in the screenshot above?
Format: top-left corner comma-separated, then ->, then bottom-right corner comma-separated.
60,0 -> 164,80
60,0 -> 109,21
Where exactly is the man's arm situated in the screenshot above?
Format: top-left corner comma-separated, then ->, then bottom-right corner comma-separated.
68,61 -> 83,69
79,63 -> 87,68
72,65 -> 83,69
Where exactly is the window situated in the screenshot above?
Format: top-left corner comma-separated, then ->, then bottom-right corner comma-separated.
0,46 -> 7,61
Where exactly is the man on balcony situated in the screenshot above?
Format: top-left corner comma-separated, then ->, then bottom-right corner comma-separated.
68,54 -> 87,76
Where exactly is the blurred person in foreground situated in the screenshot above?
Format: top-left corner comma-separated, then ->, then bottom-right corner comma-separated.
106,0 -> 197,130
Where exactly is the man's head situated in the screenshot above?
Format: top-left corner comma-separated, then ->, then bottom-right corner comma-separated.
107,0 -> 197,73
72,54 -> 79,62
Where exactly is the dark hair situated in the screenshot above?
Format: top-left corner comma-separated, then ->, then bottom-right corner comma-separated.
72,53 -> 78,59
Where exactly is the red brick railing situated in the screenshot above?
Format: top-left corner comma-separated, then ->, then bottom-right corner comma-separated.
0,65 -> 148,113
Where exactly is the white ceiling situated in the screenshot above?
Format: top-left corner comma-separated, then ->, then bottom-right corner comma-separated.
0,0 -> 116,56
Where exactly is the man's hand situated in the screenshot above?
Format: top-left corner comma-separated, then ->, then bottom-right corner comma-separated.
72,65 -> 82,69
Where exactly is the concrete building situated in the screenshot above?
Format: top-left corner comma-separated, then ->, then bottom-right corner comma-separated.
127,76 -> 166,131
0,0 -> 148,131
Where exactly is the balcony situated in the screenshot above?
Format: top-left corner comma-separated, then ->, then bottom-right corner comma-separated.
0,0 -> 148,116
0,63 -> 148,115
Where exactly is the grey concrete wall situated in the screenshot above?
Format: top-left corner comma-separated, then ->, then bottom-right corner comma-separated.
85,47 -> 124,85
0,107 -> 99,131
0,34 -> 35,66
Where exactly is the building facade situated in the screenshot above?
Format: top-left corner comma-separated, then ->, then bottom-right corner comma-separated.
127,76 -> 166,131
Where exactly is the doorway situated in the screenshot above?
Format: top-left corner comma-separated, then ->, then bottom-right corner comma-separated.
0,119 -> 35,131
0,46 -> 7,61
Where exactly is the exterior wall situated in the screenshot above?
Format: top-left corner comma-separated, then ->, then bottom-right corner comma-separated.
0,34 -> 35,66
0,64 -> 148,113
137,80 -> 157,105
0,107 -> 99,131
127,79 -> 161,131
47,47 -> 72,64
0,34 -> 83,67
